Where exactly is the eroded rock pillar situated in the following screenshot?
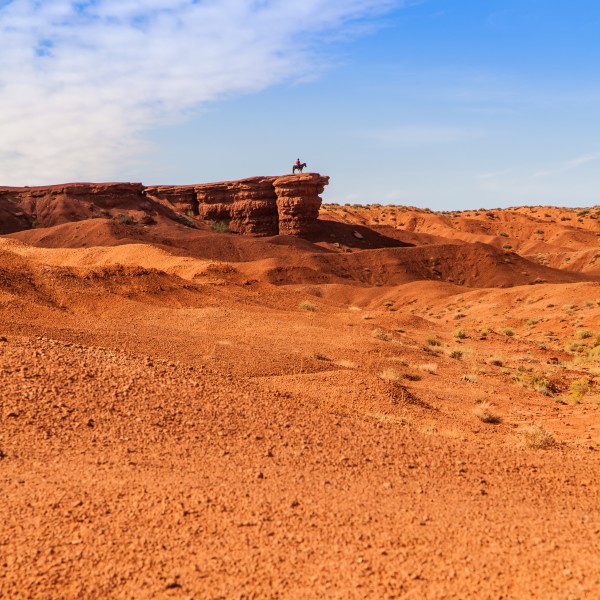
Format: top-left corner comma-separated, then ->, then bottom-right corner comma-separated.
273,173 -> 329,236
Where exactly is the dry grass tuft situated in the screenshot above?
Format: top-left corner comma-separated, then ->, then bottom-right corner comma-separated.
379,368 -> 402,381
299,300 -> 318,312
419,363 -> 438,374
473,402 -> 502,424
372,328 -> 392,341
520,424 -> 556,449
336,360 -> 357,369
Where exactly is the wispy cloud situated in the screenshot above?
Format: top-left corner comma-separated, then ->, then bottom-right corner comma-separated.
367,124 -> 482,146
532,151 -> 600,179
0,0 -> 400,185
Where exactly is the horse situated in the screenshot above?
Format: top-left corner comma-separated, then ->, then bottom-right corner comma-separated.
292,162 -> 307,173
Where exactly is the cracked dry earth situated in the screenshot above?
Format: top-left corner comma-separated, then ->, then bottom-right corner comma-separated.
1,209 -> 600,598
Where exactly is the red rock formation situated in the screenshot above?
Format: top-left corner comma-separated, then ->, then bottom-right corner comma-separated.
145,176 -> 280,235
0,183 -> 147,232
274,173 -> 329,235
0,174 -> 329,236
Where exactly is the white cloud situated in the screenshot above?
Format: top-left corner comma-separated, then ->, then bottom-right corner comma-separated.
532,151 -> 600,179
367,124 -> 482,146
0,0 -> 400,185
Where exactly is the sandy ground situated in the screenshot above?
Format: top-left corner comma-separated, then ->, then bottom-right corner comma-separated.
2,205 -> 600,598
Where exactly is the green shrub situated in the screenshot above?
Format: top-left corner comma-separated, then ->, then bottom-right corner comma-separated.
207,219 -> 230,233
570,378 -> 590,402
176,215 -> 196,228
299,300 -> 318,312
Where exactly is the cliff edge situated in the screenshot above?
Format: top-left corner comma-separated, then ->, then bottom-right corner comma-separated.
0,173 -> 329,236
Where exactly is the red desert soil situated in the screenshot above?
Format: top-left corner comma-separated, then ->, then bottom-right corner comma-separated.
2,197 -> 600,598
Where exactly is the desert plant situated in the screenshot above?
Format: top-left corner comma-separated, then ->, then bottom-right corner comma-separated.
379,368 -> 402,381
461,373 -> 478,383
448,349 -> 463,359
454,328 -> 467,339
578,329 -> 594,339
426,337 -> 442,347
419,363 -> 438,374
499,231 -> 508,237
520,424 -> 556,449
372,328 -> 392,341
402,373 -> 422,381
118,214 -> 134,225
207,219 -> 229,233
570,378 -> 590,402
502,327 -> 514,337
299,300 -> 318,312
473,402 -> 502,424
514,373 -> 556,396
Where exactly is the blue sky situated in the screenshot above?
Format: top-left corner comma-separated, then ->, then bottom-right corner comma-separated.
1,1 -> 599,209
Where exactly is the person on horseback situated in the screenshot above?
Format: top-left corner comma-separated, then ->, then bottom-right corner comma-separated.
292,158 -> 307,173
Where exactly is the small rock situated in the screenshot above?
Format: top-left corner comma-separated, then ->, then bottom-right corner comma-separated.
353,231 -> 364,239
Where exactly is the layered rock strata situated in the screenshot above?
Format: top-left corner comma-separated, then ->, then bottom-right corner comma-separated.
0,174 -> 329,236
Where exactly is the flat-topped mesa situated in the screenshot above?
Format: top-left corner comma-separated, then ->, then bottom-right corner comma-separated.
0,174 -> 329,236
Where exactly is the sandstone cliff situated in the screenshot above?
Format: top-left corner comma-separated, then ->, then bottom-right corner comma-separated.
0,174 -> 329,236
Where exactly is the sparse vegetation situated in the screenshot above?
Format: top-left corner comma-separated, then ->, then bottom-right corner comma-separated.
454,328 -> 467,339
514,373 -> 557,396
299,300 -> 318,312
502,327 -> 514,337
118,214 -> 134,225
448,349 -> 463,359
402,373 -> 422,381
379,368 -> 402,381
520,424 -> 556,449
372,328 -> 392,341
419,363 -> 438,374
207,219 -> 229,233
426,337 -> 442,347
570,378 -> 590,403
473,402 -> 502,424
461,373 -> 478,383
